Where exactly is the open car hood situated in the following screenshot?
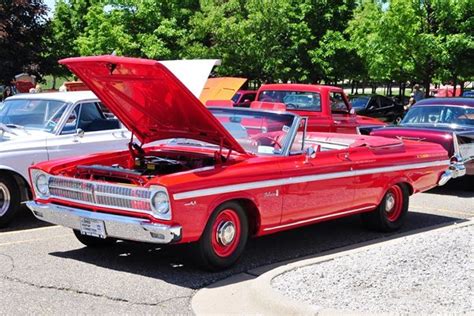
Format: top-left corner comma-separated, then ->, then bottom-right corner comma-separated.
199,77 -> 247,104
59,55 -> 247,154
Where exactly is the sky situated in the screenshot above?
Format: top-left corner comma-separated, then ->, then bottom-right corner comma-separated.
44,0 -> 55,14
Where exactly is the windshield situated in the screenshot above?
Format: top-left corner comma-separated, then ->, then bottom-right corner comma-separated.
0,99 -> 68,132
166,109 -> 297,155
402,105 -> 474,127
258,90 -> 321,111
350,96 -> 369,108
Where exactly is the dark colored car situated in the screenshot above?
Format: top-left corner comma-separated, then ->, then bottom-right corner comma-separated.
370,98 -> 474,178
232,90 -> 257,107
462,90 -> 474,98
350,94 -> 405,123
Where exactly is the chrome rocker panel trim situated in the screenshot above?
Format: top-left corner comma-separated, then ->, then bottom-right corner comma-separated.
26,201 -> 181,244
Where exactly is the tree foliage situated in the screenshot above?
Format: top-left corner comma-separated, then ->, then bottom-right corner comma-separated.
34,0 -> 473,90
0,0 -> 48,85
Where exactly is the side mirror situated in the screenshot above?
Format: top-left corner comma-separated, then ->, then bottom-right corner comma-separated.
76,128 -> 85,138
368,105 -> 375,111
304,145 -> 320,163
243,99 -> 251,103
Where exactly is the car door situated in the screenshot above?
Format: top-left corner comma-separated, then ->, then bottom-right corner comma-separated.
330,91 -> 358,133
277,130 -> 355,226
46,102 -> 130,160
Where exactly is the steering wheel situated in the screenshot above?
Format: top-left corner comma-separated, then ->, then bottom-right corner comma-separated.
286,103 -> 299,109
255,135 -> 282,149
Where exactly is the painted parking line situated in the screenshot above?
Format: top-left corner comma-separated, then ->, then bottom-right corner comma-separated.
411,205 -> 473,217
0,225 -> 62,236
0,234 -> 71,247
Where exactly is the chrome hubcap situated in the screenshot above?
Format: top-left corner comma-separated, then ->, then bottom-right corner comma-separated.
385,193 -> 395,213
0,183 -> 11,217
216,221 -> 236,246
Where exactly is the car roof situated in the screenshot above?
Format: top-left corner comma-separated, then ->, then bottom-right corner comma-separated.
258,83 -> 343,93
6,90 -> 98,103
414,97 -> 474,107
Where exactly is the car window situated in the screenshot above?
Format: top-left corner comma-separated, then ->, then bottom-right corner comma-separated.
380,97 -> 393,108
232,93 -> 241,103
330,92 -> 349,113
368,97 -> 379,109
61,103 -> 120,134
0,99 -> 68,133
258,90 -> 321,111
402,105 -> 474,126
243,93 -> 256,102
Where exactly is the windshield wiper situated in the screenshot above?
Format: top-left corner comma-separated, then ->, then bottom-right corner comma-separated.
5,123 -> 30,134
0,123 -> 18,136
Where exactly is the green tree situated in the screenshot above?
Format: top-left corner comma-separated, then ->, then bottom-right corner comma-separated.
0,0 -> 48,85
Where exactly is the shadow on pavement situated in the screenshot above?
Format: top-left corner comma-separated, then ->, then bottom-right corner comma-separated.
0,206 -> 51,233
428,175 -> 474,197
49,210 -> 464,290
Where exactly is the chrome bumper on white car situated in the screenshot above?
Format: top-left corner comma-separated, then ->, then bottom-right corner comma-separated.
26,201 -> 181,244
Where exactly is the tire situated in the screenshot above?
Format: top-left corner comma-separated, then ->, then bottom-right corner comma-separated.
361,183 -> 409,232
73,230 -> 116,247
0,174 -> 21,228
195,202 -> 249,271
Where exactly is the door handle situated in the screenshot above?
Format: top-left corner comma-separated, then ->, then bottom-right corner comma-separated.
337,152 -> 351,161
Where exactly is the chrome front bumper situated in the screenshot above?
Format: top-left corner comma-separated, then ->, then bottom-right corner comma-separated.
26,201 -> 182,244
438,161 -> 467,186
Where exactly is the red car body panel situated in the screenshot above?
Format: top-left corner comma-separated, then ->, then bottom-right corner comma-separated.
28,57 -> 450,248
255,84 -> 385,133
59,56 -> 247,154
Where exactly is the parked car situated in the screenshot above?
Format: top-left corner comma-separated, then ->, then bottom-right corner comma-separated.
370,98 -> 474,177
349,94 -> 405,123
254,84 -> 386,134
27,56 -> 451,270
0,91 -> 131,226
462,90 -> 474,98
232,90 -> 257,107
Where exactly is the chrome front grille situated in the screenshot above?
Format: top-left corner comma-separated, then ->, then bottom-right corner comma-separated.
48,176 -> 153,213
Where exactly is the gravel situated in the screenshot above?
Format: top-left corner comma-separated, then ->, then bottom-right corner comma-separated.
272,222 -> 474,314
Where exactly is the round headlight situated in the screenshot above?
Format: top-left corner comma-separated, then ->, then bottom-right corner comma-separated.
151,191 -> 169,215
36,174 -> 49,196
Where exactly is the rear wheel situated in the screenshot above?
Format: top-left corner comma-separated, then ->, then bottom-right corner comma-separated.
196,202 -> 248,271
73,230 -> 116,247
361,183 -> 409,232
0,175 -> 21,228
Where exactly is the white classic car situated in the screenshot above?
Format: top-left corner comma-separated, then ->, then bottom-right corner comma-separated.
0,91 -> 131,226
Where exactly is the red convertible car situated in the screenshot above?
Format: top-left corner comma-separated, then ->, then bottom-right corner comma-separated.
27,56 -> 451,270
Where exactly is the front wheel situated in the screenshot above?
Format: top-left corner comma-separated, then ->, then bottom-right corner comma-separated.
73,230 -> 116,247
361,183 -> 409,232
195,202 -> 249,271
0,174 -> 21,228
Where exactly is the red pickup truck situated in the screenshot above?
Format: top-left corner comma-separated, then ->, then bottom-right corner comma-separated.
252,84 -> 385,133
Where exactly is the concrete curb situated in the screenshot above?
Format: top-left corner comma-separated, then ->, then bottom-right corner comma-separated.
192,220 -> 473,315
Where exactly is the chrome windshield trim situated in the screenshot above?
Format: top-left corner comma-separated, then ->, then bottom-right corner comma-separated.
173,159 -> 450,200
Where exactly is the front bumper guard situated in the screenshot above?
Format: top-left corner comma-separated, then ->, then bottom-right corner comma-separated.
26,201 -> 181,244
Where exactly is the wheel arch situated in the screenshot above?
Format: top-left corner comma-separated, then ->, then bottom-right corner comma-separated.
207,195 -> 261,237
376,177 -> 414,205
0,166 -> 31,202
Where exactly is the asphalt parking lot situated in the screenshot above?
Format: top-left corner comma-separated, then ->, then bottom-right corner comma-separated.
1,176 -> 472,314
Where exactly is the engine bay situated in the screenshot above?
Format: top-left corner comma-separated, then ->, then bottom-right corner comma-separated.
73,149 -> 219,185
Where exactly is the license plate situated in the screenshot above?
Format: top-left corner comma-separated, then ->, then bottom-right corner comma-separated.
79,218 -> 107,239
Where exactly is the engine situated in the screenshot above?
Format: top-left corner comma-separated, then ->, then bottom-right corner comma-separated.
72,150 -> 217,184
